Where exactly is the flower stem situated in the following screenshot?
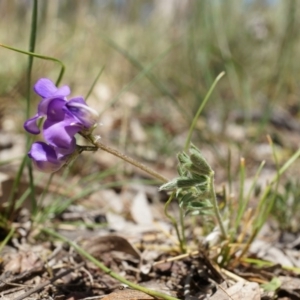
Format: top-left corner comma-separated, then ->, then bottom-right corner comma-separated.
43,228 -> 180,300
209,171 -> 227,240
26,0 -> 38,215
179,208 -> 187,253
91,138 -> 169,183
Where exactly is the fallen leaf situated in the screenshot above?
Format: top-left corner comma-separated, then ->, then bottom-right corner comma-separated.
130,191 -> 153,225
101,289 -> 160,300
83,235 -> 141,260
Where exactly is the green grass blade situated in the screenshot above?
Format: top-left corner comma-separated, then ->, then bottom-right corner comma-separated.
85,65 -> 105,101
184,71 -> 225,151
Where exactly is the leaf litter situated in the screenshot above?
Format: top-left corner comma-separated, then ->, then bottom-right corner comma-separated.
1,97 -> 300,299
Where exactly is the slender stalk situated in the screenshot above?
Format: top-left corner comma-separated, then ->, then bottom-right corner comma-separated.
0,44 -> 65,86
85,65 -> 105,101
184,71 -> 225,151
6,155 -> 27,219
209,171 -> 227,239
235,157 -> 245,231
26,0 -> 38,215
26,0 -> 38,121
179,208 -> 187,253
43,228 -> 180,300
243,146 -> 300,260
164,192 -> 184,252
91,138 -> 168,183
0,227 -> 15,253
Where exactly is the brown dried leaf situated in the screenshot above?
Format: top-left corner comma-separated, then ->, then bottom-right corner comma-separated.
4,251 -> 41,273
211,281 -> 260,300
83,235 -> 141,260
101,289 -> 160,300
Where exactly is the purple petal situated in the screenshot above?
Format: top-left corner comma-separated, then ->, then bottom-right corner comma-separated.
28,142 -> 65,173
66,97 -> 99,128
55,140 -> 77,159
42,98 -> 67,121
24,114 -> 42,134
42,98 -> 82,151
34,78 -> 70,98
37,97 -> 65,116
43,118 -> 81,152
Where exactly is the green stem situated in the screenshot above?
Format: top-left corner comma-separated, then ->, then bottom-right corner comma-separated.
184,71 -> 225,151
164,192 -> 185,252
209,171 -> 227,239
6,155 -> 27,219
0,227 -> 15,253
85,65 -> 105,101
0,44 -> 65,86
91,137 -> 168,183
26,0 -> 38,215
248,146 -> 300,249
26,0 -> 38,121
235,160 -> 265,234
43,228 -> 180,300
179,208 -> 187,253
235,157 -> 245,231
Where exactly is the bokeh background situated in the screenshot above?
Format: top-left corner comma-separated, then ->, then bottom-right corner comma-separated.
0,0 -> 300,180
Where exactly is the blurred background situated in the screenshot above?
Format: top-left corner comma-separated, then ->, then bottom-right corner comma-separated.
0,0 -> 300,181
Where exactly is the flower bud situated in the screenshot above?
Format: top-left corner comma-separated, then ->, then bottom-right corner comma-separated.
66,97 -> 99,128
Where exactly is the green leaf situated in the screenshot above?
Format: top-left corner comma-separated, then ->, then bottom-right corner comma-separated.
189,145 -> 212,176
261,277 -> 281,292
177,178 -> 208,188
159,178 -> 180,191
179,193 -> 195,207
177,152 -> 190,164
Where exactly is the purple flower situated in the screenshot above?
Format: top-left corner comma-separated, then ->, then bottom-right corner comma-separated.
25,78 -> 99,173
28,142 -> 67,173
24,78 -> 71,134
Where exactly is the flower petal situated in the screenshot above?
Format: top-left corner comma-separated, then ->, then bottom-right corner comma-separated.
28,142 -> 65,173
42,98 -> 81,151
24,114 -> 42,134
42,98 -> 67,121
66,97 -> 99,128
34,78 -> 70,98
37,97 -> 64,116
43,118 -> 81,152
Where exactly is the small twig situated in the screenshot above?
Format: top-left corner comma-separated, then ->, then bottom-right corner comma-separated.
153,251 -> 199,266
88,136 -> 169,183
220,268 -> 245,283
0,266 -> 43,292
14,262 -> 85,300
